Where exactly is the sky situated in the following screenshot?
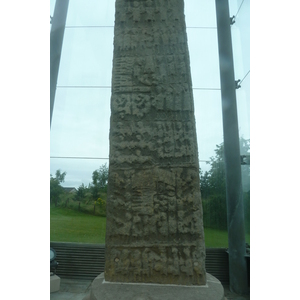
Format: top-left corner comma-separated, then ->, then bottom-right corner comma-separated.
50,0 -> 250,188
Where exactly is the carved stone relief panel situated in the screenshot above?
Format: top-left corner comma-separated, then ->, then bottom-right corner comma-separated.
105,244 -> 206,285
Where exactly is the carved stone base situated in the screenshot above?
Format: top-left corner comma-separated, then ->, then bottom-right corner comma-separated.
86,273 -> 224,300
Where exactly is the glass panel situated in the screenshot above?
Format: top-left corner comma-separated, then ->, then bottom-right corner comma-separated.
194,90 -> 223,168
50,1 -> 113,246
50,0 -> 56,18
184,0 -> 217,28
229,0 -> 250,141
50,88 -> 110,157
50,0 -> 251,248
185,3 -> 228,247
195,90 -> 228,247
187,29 -> 220,89
57,27 -> 114,86
50,158 -> 109,192
66,0 -> 115,26
50,88 -> 110,187
229,0 -> 250,239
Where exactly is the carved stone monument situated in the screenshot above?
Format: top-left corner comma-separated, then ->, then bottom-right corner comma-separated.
87,1 -> 225,299
105,0 -> 206,286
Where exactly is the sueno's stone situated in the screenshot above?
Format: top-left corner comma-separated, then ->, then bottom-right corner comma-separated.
105,0 -> 206,286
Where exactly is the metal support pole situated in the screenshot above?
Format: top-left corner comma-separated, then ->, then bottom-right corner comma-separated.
50,0 -> 69,128
215,0 -> 248,295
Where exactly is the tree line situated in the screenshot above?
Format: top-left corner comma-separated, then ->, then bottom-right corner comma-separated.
50,138 -> 250,233
50,164 -> 109,215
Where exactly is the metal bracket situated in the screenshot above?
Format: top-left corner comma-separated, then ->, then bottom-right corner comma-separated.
235,80 -> 241,89
240,155 -> 250,165
230,16 -> 236,25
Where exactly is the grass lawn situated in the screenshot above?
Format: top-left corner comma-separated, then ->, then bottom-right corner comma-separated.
204,228 -> 250,248
50,206 -> 106,244
50,206 -> 250,247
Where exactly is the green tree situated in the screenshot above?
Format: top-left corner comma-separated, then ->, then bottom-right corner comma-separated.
200,143 -> 226,198
50,169 -> 66,206
199,168 -> 210,199
200,138 -> 250,231
207,143 -> 226,194
75,183 -> 87,202
91,163 -> 109,200
200,143 -> 227,229
202,138 -> 250,195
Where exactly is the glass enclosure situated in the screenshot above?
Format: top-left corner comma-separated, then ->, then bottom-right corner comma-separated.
50,0 -> 250,248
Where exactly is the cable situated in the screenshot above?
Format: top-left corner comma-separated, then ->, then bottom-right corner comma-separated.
50,156 -> 109,160
50,156 -> 210,163
65,25 -> 114,28
193,87 -> 220,91
187,27 -> 217,29
235,0 -> 246,19
239,70 -> 250,85
230,0 -> 246,24
56,86 -> 111,89
65,25 -> 217,29
235,70 -> 250,89
56,86 -> 220,91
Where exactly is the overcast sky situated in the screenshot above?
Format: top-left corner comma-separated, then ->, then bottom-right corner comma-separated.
50,0 -> 250,188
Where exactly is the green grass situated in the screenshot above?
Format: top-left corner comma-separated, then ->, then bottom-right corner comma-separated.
50,205 -> 106,244
50,206 -> 250,247
204,228 -> 250,248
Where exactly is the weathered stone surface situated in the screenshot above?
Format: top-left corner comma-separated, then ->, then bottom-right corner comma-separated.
105,0 -> 206,286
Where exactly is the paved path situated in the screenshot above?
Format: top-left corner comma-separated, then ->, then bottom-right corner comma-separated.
50,278 -> 250,300
223,285 -> 250,300
50,278 -> 91,300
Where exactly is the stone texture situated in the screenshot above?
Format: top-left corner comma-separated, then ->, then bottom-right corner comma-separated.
105,0 -> 206,286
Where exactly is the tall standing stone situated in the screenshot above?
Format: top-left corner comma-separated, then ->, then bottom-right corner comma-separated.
105,0 -> 206,286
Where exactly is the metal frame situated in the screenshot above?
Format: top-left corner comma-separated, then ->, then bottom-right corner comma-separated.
50,0 -> 70,127
215,0 -> 249,294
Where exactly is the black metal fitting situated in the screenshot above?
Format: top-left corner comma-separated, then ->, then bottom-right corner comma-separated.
230,16 -> 236,25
